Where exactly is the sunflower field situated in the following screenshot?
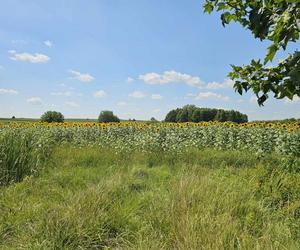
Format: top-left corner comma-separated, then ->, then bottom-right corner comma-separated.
1,120 -> 300,156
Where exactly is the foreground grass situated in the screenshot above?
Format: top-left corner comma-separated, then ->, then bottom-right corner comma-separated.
0,147 -> 299,249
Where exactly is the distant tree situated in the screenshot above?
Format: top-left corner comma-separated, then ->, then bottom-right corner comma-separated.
241,114 -> 248,123
176,109 -> 189,122
183,105 -> 197,119
165,109 -> 178,122
165,105 -> 248,123
191,109 -> 203,122
41,111 -> 64,123
226,110 -> 234,122
215,110 -> 227,122
209,109 -> 218,121
201,109 -> 210,122
11,116 -> 16,119
150,117 -> 157,122
98,111 -> 120,123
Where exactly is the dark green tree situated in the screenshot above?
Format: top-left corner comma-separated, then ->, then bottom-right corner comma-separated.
191,109 -> 203,122
226,110 -> 235,122
215,110 -> 227,122
150,117 -> 158,122
176,109 -> 189,122
41,111 -> 64,123
204,0 -> 300,105
165,106 -> 247,123
98,111 -> 120,123
183,105 -> 197,119
165,109 -> 179,122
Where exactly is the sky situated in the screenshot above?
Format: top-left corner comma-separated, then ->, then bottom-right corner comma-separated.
0,0 -> 299,121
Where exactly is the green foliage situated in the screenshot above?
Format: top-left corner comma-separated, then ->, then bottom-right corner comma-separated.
164,109 -> 178,122
98,111 -> 120,123
0,130 -> 52,186
165,105 -> 248,123
0,147 -> 299,249
204,0 -> 300,105
2,122 -> 299,157
41,111 -> 64,123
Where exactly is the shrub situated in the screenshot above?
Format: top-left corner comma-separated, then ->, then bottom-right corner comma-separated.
41,111 -> 64,123
98,111 -> 120,123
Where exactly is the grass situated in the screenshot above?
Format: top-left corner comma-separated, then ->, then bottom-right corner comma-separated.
0,130 -> 51,186
0,147 -> 299,249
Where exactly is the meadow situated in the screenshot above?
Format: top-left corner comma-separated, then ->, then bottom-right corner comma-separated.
1,121 -> 300,249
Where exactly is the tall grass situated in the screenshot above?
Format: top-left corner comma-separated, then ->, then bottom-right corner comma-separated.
1,146 -> 299,249
0,130 -> 51,186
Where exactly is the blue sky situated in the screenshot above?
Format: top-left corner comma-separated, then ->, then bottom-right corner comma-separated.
0,0 -> 299,121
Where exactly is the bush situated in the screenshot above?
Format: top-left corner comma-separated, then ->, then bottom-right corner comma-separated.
41,111 -> 64,123
98,111 -> 120,123
150,117 -> 158,122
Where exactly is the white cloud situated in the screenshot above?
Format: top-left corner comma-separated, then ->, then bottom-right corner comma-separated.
129,91 -> 146,98
250,96 -> 257,104
127,77 -> 134,83
117,101 -> 127,106
186,93 -> 197,97
138,71 -> 235,90
65,101 -> 79,108
195,92 -> 230,101
206,78 -> 234,90
0,88 -> 18,95
27,97 -> 42,105
9,50 -> 50,63
44,40 -> 53,47
50,90 -> 82,97
51,91 -> 72,97
139,70 -> 205,87
11,40 -> 27,45
93,90 -> 107,98
151,94 -> 163,100
69,70 -> 95,82
152,109 -> 161,113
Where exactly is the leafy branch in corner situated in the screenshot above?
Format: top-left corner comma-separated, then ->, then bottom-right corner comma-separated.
204,0 -> 300,105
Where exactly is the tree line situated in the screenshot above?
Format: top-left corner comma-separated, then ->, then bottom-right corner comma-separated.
165,105 -> 248,123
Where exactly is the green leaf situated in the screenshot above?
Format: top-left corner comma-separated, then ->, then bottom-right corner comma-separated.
234,82 -> 243,95
264,44 -> 278,64
203,2 -> 214,14
258,94 -> 267,106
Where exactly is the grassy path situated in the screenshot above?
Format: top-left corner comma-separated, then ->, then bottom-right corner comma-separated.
0,147 -> 299,249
